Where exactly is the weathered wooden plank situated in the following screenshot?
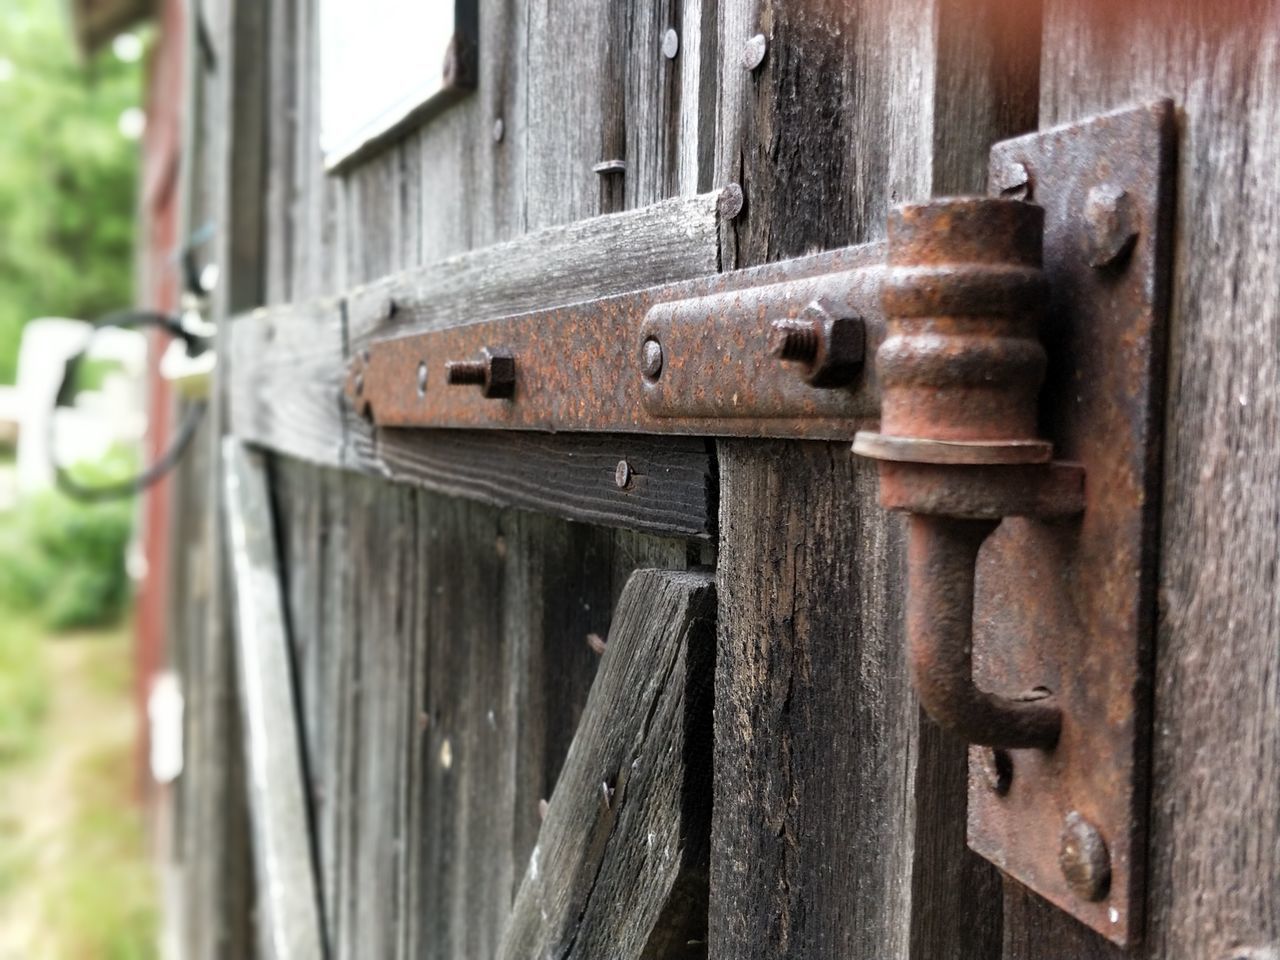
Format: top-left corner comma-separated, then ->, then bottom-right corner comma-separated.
180,0 -> 271,955
708,1 -> 1039,957
999,6 -> 1280,959
498,568 -> 715,960
222,440 -> 326,960
343,190 -> 724,342
230,193 -> 725,536
374,431 -> 715,539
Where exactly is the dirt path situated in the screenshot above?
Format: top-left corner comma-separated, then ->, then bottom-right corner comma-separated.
0,633 -> 137,959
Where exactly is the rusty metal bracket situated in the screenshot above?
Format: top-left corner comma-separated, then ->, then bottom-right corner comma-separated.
344,101 -> 1175,946
346,245 -> 886,439
854,101 -> 1175,946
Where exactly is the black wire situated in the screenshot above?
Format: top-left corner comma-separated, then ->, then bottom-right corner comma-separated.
51,309 -> 208,502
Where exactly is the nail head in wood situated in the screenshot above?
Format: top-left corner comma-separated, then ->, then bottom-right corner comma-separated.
662,28 -> 679,60
741,33 -> 768,71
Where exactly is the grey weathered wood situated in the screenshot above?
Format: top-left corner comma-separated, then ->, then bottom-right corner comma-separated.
230,192 -> 725,536
343,190 -> 724,342
708,1 -> 1039,957
498,568 -> 715,960
179,0 -> 270,956
222,439 -> 327,960
243,3 -> 709,959
996,6 -> 1280,959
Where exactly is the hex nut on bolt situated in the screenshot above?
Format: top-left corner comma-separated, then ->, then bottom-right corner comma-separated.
1059,811 -> 1111,902
768,301 -> 865,388
445,347 -> 516,399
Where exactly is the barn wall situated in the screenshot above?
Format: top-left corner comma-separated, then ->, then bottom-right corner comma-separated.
255,2 -> 702,955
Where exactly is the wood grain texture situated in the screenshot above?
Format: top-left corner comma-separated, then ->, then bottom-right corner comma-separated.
708,1 -> 1041,957
243,2 -> 712,957
231,193 -> 725,536
342,190 -> 723,343
178,0 -> 269,956
498,568 -> 715,960
222,440 -> 326,960
1000,4 -> 1280,959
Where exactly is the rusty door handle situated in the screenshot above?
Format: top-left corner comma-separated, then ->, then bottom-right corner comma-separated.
853,197 -> 1083,751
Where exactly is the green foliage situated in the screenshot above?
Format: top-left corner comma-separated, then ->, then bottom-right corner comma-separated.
0,448 -> 136,630
0,0 -> 143,384
0,614 -> 48,761
47,740 -> 158,960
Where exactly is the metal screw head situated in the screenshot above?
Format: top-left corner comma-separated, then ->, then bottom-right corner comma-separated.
1084,183 -> 1139,268
661,28 -> 679,60
493,117 -> 505,143
641,338 -> 664,381
741,33 -> 768,71
1059,812 -> 1111,902
615,459 -> 632,489
416,361 -> 428,397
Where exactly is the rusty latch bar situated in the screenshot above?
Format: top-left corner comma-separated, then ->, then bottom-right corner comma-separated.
346,244 -> 887,440
345,100 -> 1175,946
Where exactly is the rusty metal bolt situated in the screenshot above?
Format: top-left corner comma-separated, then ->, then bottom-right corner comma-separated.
1083,183 -> 1138,268
1059,811 -> 1111,902
741,33 -> 768,71
662,28 -> 679,60
992,157 -> 1032,201
767,301 -> 864,388
445,346 -> 515,398
641,337 -> 664,381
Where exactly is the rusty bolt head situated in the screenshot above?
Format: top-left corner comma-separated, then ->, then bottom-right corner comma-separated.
615,459 -> 632,489
446,347 -> 515,398
1059,812 -> 1111,902
1083,183 -> 1138,268
641,338 -> 664,381
741,33 -> 768,71
662,28 -> 679,60
992,158 -> 1032,201
769,301 -> 864,388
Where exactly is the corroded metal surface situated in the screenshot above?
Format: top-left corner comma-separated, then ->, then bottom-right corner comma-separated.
855,196 -> 1070,751
347,244 -> 886,439
961,98 -> 1174,948
856,100 -> 1174,947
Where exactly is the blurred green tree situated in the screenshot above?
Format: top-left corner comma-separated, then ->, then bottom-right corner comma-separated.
0,0 -> 142,384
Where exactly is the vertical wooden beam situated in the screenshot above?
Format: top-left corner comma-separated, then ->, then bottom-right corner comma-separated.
1005,4 -> 1280,958
709,1 -> 1040,957
184,0 -> 270,956
223,439 -> 326,960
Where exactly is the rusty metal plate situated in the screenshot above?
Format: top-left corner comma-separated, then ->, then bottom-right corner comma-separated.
347,245 -> 885,440
968,100 -> 1175,946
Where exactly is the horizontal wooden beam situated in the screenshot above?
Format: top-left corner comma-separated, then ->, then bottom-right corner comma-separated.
229,192 -> 731,537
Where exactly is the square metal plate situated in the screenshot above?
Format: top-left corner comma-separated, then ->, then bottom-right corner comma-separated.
968,100 -> 1176,946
